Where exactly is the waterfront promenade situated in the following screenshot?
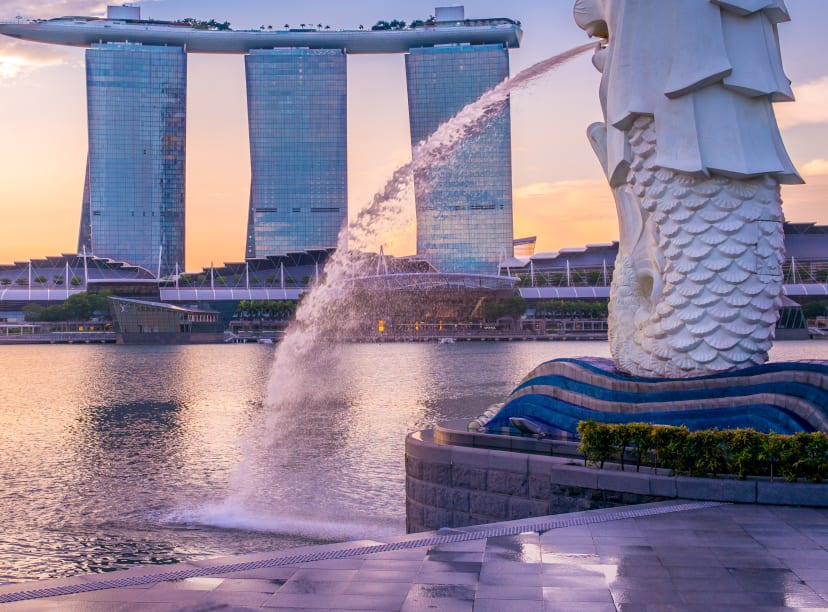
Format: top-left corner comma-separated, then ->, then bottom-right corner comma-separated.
2,501 -> 828,610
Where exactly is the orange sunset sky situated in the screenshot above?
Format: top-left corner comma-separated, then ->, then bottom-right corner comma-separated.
1,0 -> 827,272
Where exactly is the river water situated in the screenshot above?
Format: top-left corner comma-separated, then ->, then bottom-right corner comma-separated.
0,340 -> 824,583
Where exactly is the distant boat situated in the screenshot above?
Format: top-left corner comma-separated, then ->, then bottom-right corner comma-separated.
257,338 -> 274,344
438,337 -> 456,344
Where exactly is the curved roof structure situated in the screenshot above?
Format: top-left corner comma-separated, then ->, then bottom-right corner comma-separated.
0,18 -> 522,54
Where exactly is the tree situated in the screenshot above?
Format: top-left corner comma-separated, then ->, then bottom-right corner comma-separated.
803,300 -> 828,319
22,291 -> 112,322
33,275 -> 47,285
22,304 -> 43,321
181,17 -> 230,31
70,276 -> 82,286
0,278 -> 10,286
481,296 -> 527,322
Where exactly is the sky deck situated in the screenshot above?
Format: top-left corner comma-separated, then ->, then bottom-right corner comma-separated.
0,18 -> 522,54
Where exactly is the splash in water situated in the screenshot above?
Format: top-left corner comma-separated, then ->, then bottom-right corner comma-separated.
204,43 -> 596,534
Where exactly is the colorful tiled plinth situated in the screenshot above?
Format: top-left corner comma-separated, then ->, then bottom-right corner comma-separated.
479,358 -> 828,436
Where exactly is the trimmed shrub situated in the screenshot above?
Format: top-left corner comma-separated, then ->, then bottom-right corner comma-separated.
687,429 -> 726,477
722,428 -> 763,479
652,425 -> 690,474
578,420 -> 616,469
613,424 -> 633,471
626,422 -> 653,473
575,421 -> 828,483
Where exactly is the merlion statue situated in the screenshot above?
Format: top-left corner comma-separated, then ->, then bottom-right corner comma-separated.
574,0 -> 803,378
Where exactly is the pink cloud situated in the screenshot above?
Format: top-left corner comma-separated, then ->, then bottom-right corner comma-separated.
777,75 -> 828,129
0,1 -> 105,80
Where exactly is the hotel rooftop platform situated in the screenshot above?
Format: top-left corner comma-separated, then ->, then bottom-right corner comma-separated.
2,501 -> 828,610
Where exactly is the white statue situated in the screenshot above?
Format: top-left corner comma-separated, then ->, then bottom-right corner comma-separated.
574,0 -> 803,378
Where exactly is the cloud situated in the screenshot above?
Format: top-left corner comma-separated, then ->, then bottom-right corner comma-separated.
0,1 -> 106,81
776,75 -> 828,129
0,40 -> 67,81
800,158 -> 828,177
513,179 -> 619,250
4,1 -> 106,19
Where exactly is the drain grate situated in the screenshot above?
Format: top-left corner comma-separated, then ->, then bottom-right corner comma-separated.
0,501 -> 721,604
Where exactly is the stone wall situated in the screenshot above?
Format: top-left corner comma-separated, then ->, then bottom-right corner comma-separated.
406,428 -> 828,533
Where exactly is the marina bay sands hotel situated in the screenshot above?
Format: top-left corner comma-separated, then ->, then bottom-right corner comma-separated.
0,5 -> 523,277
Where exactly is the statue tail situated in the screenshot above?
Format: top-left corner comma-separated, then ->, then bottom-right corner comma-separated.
609,116 -> 785,377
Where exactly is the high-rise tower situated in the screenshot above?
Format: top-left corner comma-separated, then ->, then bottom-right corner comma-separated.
245,48 -> 347,258
2,5 -> 523,274
79,43 -> 186,276
405,43 -> 514,275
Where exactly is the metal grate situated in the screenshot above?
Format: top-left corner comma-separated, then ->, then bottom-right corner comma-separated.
0,501 -> 721,604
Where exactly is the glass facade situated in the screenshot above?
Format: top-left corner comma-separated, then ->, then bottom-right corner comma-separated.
83,43 -> 186,276
245,48 -> 347,258
405,44 -> 514,275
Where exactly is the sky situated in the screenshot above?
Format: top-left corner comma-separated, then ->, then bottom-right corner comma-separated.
1,0 -> 827,272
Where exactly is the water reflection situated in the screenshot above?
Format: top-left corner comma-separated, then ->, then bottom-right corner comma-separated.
0,341 -> 824,582
0,344 -> 276,581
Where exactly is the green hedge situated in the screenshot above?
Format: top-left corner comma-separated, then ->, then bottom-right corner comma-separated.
576,421 -> 828,483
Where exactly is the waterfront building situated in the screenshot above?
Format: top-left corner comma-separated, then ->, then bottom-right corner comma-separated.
0,6 -> 523,276
109,297 -> 223,344
80,42 -> 186,277
245,48 -> 347,257
405,43 -> 514,275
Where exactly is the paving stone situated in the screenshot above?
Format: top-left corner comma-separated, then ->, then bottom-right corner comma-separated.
6,502 -> 828,611
542,586 -> 614,603
474,598 -> 544,611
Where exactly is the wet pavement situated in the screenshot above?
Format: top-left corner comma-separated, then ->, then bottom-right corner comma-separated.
2,500 -> 828,610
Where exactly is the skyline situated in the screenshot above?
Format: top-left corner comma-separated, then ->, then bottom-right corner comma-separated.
1,0 -> 827,272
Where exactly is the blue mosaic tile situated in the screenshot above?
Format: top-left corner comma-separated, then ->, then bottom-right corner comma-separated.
483,359 -> 828,436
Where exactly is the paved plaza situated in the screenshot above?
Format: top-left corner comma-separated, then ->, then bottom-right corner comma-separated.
2,501 -> 828,610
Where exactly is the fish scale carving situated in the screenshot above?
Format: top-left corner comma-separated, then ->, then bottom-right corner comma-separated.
608,117 -> 785,378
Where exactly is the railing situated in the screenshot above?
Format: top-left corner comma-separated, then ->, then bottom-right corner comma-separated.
0,331 -> 115,343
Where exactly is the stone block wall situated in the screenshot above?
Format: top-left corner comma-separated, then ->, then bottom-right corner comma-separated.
405,429 -> 669,532
406,428 -> 828,533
